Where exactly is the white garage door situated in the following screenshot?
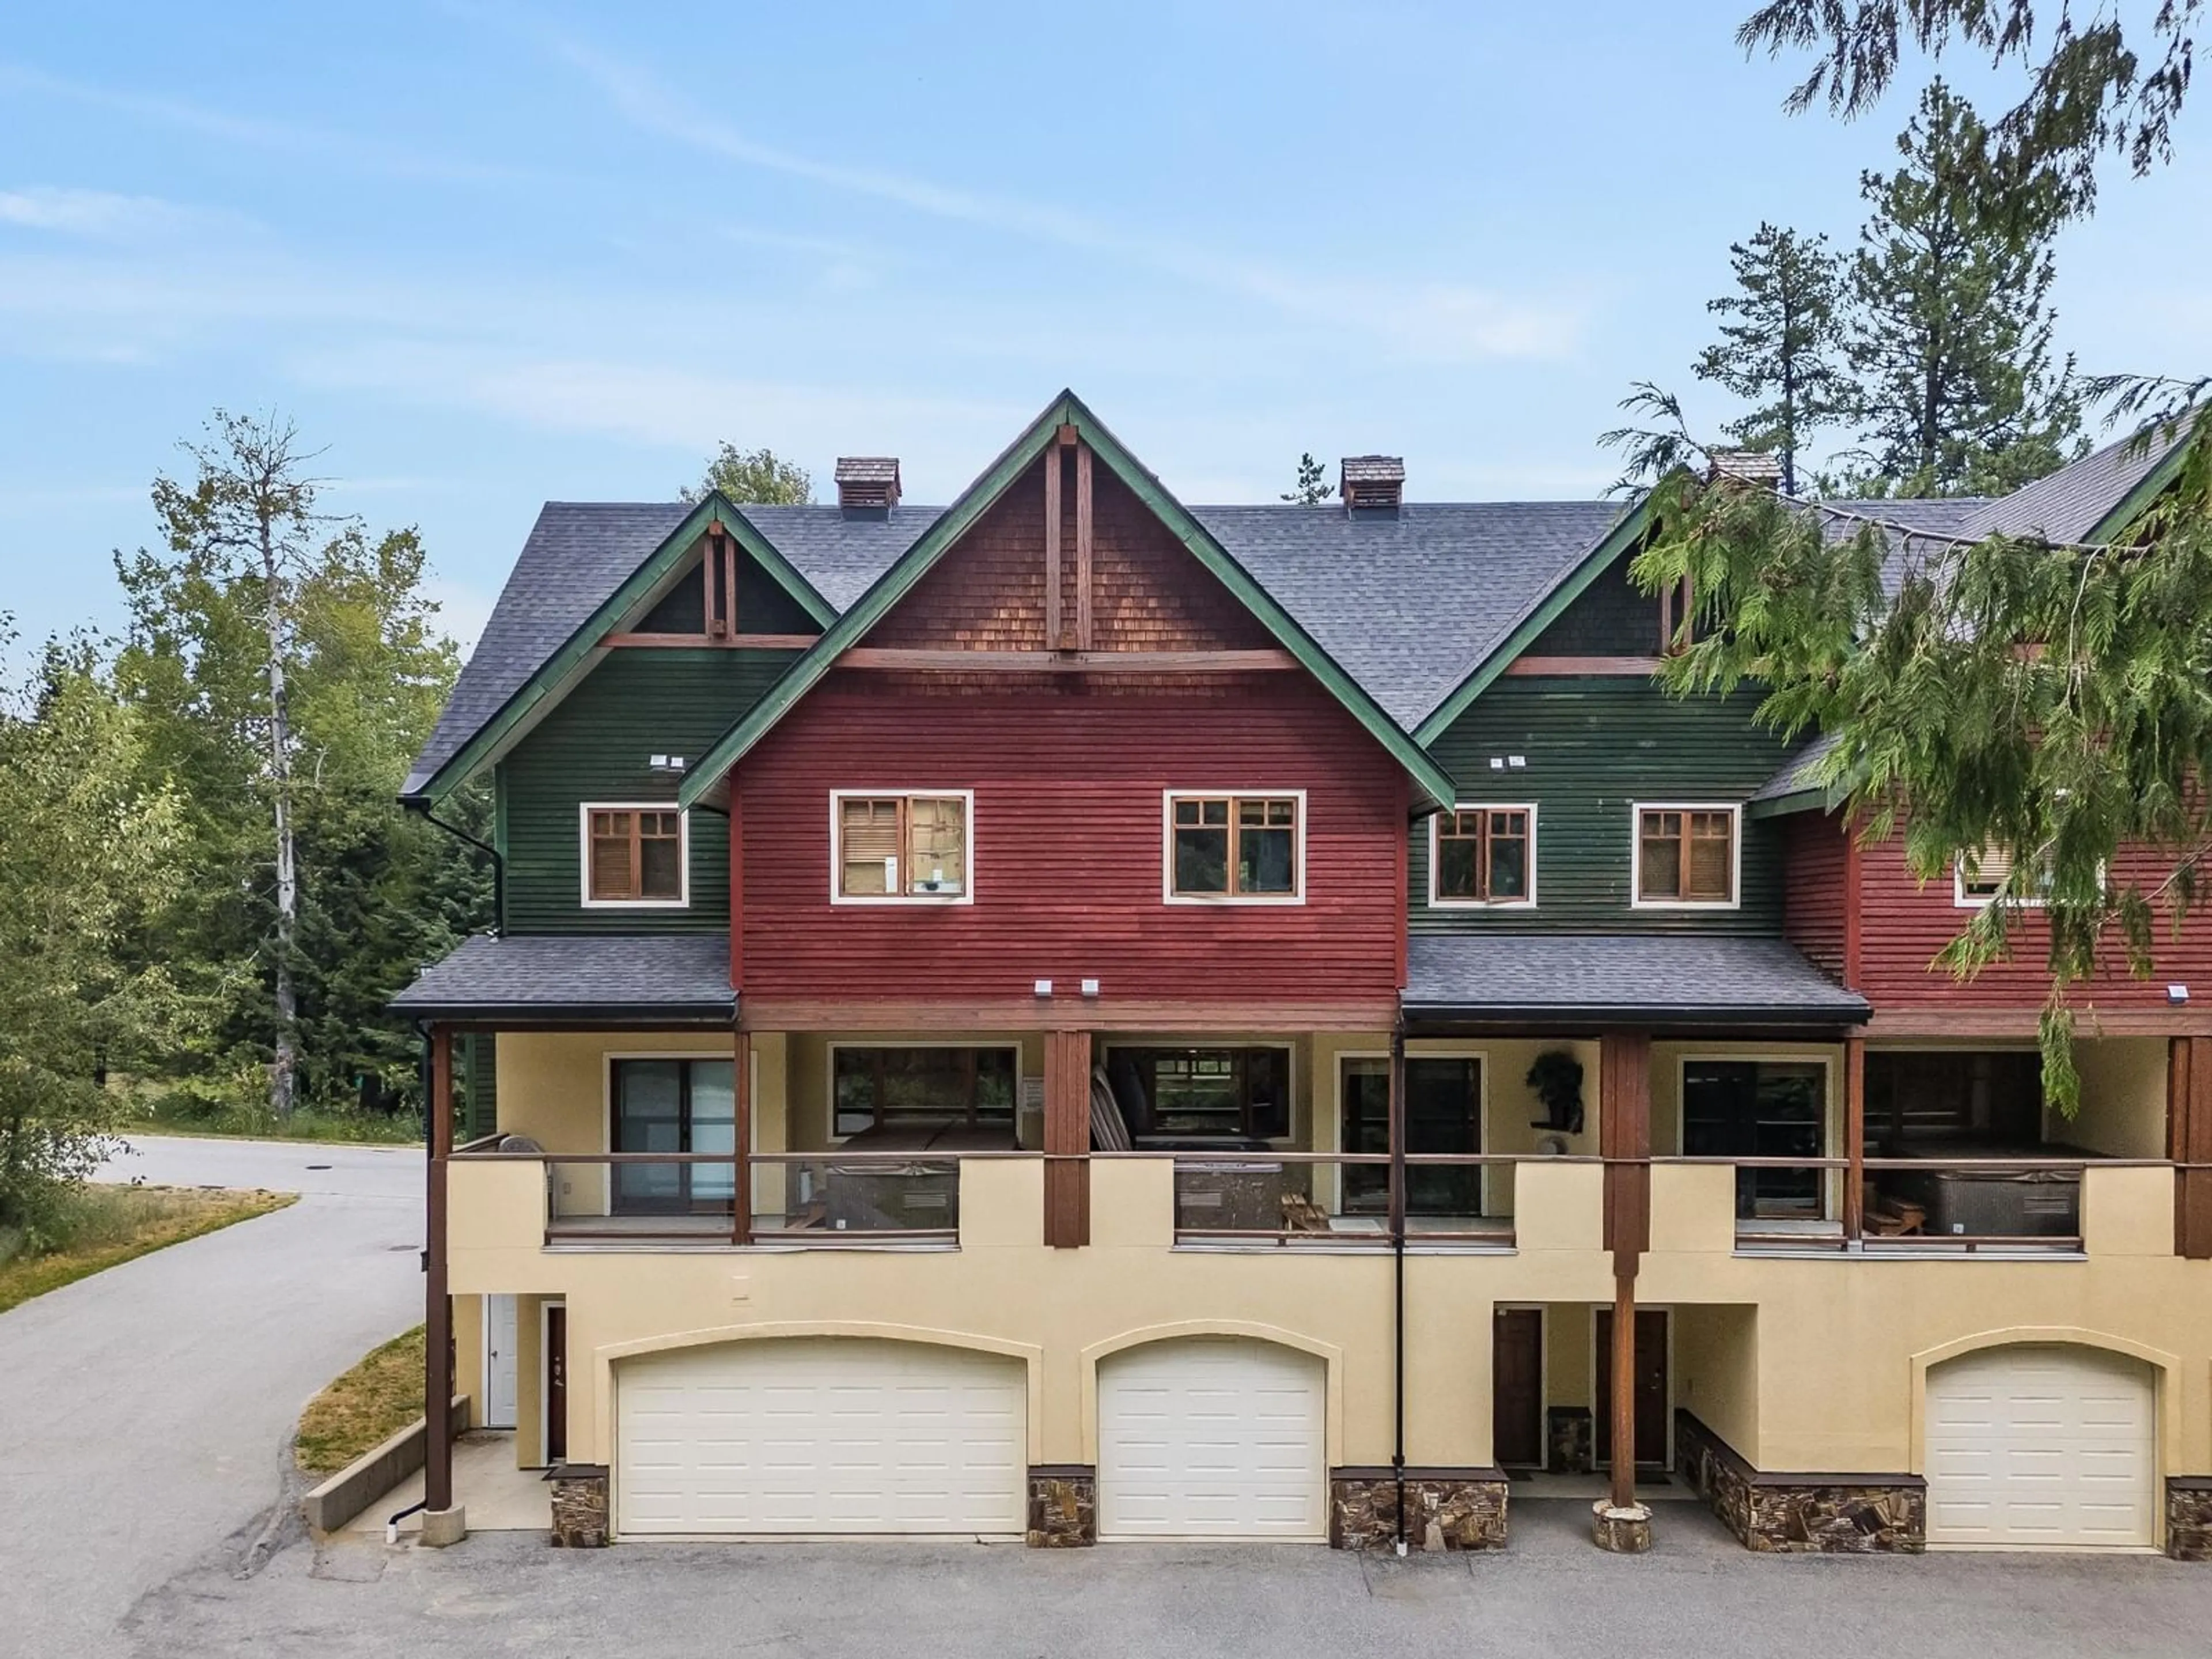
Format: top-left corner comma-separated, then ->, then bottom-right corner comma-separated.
1097,1338 -> 1326,1541
616,1338 -> 1026,1537
1925,1344 -> 2157,1550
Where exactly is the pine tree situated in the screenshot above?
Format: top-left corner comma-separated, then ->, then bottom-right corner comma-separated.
1693,224 -> 1849,495
1844,81 -> 2085,497
1281,453 -> 1333,506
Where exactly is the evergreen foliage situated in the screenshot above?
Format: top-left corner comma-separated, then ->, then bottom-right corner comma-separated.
1693,224 -> 1850,495
1281,453 -> 1334,505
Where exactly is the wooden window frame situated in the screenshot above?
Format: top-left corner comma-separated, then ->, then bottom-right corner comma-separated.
828,789 -> 976,906
1161,789 -> 1308,906
825,1041 -> 1021,1142
1629,801 -> 1741,910
1429,803 -> 1538,908
1675,1051 -> 1839,1222
1103,1041 -> 1297,1141
578,802 -> 689,908
1657,571 -> 1695,656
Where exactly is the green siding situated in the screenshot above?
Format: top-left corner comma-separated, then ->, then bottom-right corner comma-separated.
498,648 -> 798,933
1413,677 -> 1796,934
463,1032 -> 498,1139
1527,553 -> 1659,656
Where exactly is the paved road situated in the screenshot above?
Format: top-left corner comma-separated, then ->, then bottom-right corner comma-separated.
122,1497 -> 2212,1658
0,1134 -> 423,1659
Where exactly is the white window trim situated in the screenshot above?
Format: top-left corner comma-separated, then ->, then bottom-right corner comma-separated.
1428,802 -> 1539,909
577,802 -> 690,910
1160,787 -> 1309,906
825,1039 -> 1022,1145
827,789 -> 978,906
1952,845 -> 2052,909
1628,800 -> 1743,911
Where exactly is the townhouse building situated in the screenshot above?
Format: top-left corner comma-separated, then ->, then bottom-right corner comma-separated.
394,393 -> 2212,1557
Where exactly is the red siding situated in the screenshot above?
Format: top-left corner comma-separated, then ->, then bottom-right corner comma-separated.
1782,812 -> 1850,981
737,672 -> 1407,1006
1851,821 -> 2212,1009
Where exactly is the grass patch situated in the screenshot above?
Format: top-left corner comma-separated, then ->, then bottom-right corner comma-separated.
137,1106 -> 422,1146
0,1184 -> 297,1315
297,1326 -> 427,1476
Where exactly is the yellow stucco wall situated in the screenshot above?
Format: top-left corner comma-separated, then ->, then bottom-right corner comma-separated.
457,1031 -> 2210,1491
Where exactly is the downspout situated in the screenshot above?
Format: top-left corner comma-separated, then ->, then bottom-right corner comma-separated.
407,800 -> 506,934
1389,1020 -> 1408,1556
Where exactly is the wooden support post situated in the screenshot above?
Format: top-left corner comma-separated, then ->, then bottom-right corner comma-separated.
732,1028 -> 752,1247
1074,442 -> 1094,651
425,1024 -> 454,1514
2171,1037 -> 2212,1259
1608,1271 -> 1637,1509
1844,1032 -> 1866,1243
1043,1029 -> 1092,1248
1043,445 -> 1063,652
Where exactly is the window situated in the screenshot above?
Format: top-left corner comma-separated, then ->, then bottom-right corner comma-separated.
831,1046 -> 1017,1138
1681,1059 -> 1828,1220
1432,806 -> 1535,905
609,1057 -> 733,1213
1339,1055 -> 1483,1215
1104,1046 -> 1291,1139
831,791 -> 972,901
1954,843 -> 2050,907
1165,792 -> 1304,901
582,806 -> 686,906
1657,571 -> 1696,654
1634,804 -> 1737,906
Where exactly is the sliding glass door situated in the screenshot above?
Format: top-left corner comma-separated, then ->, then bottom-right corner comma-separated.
612,1058 -> 736,1214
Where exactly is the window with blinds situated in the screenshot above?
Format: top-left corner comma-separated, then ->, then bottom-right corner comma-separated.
583,806 -> 685,904
1433,805 -> 1535,905
1954,843 -> 2050,906
1634,805 -> 1737,906
834,792 -> 971,900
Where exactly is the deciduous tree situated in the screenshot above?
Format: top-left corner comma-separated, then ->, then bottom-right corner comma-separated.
681,444 -> 813,505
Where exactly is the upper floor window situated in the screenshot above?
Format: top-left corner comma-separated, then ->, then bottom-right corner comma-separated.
1165,791 -> 1304,903
831,790 -> 972,902
582,805 -> 687,906
1634,803 -> 1738,907
1954,843 -> 2050,908
1432,805 -> 1535,906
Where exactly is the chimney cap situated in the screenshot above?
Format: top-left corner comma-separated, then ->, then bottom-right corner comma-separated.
1707,449 -> 1783,488
835,456 -> 901,514
1340,454 -> 1405,512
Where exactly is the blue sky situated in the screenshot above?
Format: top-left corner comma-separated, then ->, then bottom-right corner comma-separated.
4,1 -> 2208,655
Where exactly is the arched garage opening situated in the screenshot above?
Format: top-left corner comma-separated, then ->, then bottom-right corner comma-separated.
1924,1343 -> 2158,1551
1095,1336 -> 1327,1543
615,1336 -> 1027,1538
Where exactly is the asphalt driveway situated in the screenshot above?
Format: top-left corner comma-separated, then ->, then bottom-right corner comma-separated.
121,1495 -> 2212,1658
0,1134 -> 423,1659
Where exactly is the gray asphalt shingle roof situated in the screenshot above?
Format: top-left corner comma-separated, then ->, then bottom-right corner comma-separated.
389,933 -> 735,1020
1403,934 -> 1868,1020
1959,424 -> 2183,544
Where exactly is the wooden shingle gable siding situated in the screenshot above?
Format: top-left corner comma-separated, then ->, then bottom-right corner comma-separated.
1412,677 -> 1795,935
1524,554 -> 1665,658
498,647 -> 798,933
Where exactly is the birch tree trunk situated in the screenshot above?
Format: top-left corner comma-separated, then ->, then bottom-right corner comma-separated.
258,505 -> 299,1120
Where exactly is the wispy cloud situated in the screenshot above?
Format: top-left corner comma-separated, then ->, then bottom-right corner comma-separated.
0,185 -> 243,240
546,36 -> 1587,363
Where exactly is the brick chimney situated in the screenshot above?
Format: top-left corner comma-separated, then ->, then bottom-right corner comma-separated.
1340,455 -> 1404,513
835,456 -> 901,514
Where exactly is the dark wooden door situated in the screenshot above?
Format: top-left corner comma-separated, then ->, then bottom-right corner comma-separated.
545,1304 -> 568,1464
1492,1308 -> 1545,1469
1593,1309 -> 1669,1468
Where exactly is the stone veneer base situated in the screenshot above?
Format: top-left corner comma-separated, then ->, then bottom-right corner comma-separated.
549,1465 -> 610,1549
1330,1467 -> 1508,1551
2169,1479 -> 2212,1562
1027,1465 -> 1097,1547
1675,1411 -> 1924,1554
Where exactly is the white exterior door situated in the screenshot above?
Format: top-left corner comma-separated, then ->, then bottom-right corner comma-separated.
1097,1338 -> 1327,1541
615,1339 -> 1027,1537
482,1294 -> 518,1429
1925,1344 -> 2157,1550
